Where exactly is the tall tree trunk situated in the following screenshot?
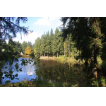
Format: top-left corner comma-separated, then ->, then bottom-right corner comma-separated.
92,47 -> 98,79
44,52 -> 45,57
94,49 -> 97,66
79,50 -> 81,65
64,47 -> 65,56
47,53 -> 49,59
85,59 -> 88,68
67,36 -> 70,57
69,50 -> 70,58
92,45 -> 97,67
57,51 -> 58,57
92,45 -> 98,79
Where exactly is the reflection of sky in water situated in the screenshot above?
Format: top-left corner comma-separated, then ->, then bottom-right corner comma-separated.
1,57 -> 38,84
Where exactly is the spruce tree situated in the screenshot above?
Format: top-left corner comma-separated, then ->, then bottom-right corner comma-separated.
45,31 -> 50,57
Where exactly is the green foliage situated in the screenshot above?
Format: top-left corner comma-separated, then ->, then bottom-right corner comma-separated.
33,37 -> 41,57
61,17 -> 106,68
32,26 -> 81,60
21,41 -> 28,54
45,31 -> 50,55
40,34 -> 46,56
21,59 -> 26,66
0,17 -> 31,71
2,17 -> 106,86
5,80 -> 11,85
0,17 -> 35,85
15,63 -> 19,69
54,28 -> 64,57
0,72 -> 3,78
0,17 -> 30,39
15,73 -> 18,77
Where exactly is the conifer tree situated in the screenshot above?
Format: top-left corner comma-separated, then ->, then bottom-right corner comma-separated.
45,31 -> 50,57
61,17 -> 106,75
40,34 -> 46,57
34,37 -> 41,57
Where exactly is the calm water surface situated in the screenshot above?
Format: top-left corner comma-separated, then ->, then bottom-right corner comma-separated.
1,57 -> 87,86
1,57 -> 38,84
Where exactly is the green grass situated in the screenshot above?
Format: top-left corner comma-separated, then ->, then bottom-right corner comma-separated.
0,81 -> 78,87
0,80 -> 61,87
40,55 -> 103,67
97,56 -> 103,65
1,75 -> 106,87
40,55 -> 84,65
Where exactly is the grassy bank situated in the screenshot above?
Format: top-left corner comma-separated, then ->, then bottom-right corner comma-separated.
40,56 -> 79,64
0,80 -> 71,87
40,55 -> 103,66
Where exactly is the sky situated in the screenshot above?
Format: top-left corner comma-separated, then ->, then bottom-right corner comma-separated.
11,17 -> 63,45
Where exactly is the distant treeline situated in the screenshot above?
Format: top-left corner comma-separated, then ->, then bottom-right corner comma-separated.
33,28 -> 78,58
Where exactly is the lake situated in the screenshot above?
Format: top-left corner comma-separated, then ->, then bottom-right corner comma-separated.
0,57 -> 90,86
1,57 -> 37,84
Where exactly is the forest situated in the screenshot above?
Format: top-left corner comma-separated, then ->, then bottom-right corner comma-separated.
33,28 -> 78,58
0,17 -> 106,87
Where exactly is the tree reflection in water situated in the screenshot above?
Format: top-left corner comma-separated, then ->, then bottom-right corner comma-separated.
35,59 -> 90,87
0,57 -> 92,86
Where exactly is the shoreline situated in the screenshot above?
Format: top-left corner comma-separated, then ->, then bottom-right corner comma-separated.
40,56 -> 55,60
39,56 -> 82,65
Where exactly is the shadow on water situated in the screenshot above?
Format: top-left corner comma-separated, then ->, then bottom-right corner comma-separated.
35,58 -> 93,87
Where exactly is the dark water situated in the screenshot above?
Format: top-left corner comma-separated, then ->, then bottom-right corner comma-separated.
0,57 -> 89,86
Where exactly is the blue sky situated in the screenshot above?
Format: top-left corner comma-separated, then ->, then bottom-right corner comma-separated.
12,17 -> 63,44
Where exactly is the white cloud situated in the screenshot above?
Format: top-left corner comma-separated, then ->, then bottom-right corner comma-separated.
12,32 -> 41,44
5,31 -> 41,45
34,17 -> 50,26
5,17 -> 63,45
22,32 -> 41,44
34,17 -> 62,27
